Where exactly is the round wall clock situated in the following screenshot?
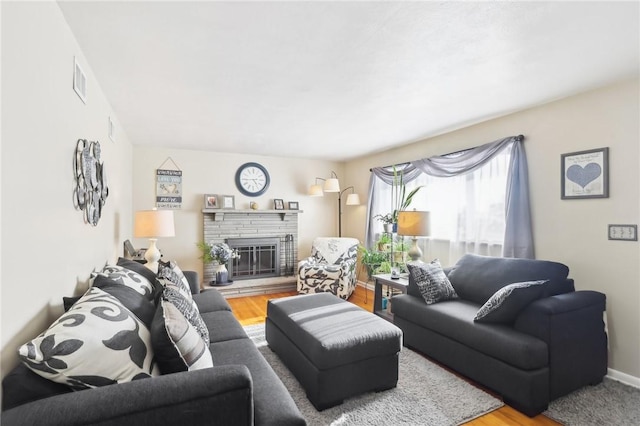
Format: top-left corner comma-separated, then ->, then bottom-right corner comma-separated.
235,162 -> 270,197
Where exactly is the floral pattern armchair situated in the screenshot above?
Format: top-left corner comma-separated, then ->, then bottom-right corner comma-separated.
297,237 -> 359,300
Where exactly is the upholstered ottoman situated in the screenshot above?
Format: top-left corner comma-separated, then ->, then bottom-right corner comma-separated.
266,293 -> 403,410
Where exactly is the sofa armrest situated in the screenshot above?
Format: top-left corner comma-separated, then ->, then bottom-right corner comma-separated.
514,290 -> 606,336
1,365 -> 253,426
514,291 -> 607,399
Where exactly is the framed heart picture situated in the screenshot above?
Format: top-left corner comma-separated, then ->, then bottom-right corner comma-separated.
561,147 -> 609,199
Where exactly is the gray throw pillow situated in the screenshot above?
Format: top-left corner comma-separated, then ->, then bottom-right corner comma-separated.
474,280 -> 548,323
407,260 -> 458,305
163,286 -> 209,344
151,299 -> 213,374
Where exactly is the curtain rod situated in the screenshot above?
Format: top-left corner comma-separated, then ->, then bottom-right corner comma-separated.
370,134 -> 524,172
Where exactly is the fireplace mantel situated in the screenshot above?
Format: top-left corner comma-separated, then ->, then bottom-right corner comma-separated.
202,209 -> 303,221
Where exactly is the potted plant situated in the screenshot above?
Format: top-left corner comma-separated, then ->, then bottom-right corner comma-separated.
376,233 -> 392,251
358,245 -> 389,279
374,213 -> 395,233
390,165 -> 423,225
197,242 -> 239,284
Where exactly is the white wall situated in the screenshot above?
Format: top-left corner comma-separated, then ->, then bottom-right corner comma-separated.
131,147 -> 345,282
345,77 -> 640,380
1,2 -> 133,377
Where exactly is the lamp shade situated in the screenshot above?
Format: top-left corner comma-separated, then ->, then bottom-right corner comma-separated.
397,210 -> 430,237
323,178 -> 340,192
308,184 -> 324,197
346,193 -> 361,205
134,209 -> 175,238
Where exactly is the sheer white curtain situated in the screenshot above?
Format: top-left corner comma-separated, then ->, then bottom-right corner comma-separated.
367,136 -> 532,267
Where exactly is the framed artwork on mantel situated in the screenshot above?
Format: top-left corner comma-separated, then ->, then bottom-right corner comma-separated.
221,195 -> 235,209
561,147 -> 609,199
204,194 -> 219,209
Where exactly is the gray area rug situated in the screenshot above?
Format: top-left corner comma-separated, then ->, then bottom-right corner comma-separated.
545,377 -> 640,426
244,324 -> 503,425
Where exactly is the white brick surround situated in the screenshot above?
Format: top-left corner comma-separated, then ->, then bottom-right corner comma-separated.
202,210 -> 300,284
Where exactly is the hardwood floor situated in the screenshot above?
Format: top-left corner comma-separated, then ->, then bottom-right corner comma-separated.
227,286 -> 560,426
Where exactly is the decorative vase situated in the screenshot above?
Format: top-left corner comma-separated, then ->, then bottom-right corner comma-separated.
384,223 -> 394,233
214,263 -> 229,284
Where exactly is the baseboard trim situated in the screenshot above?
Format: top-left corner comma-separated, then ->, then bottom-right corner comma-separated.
607,368 -> 640,388
357,280 -> 374,291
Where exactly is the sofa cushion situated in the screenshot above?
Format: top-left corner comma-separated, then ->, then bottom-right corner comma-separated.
391,294 -> 548,370
163,286 -> 209,344
194,289 -> 233,314
407,260 -> 458,304
1,364 -> 72,411
19,287 -> 159,390
474,280 -> 547,323
200,310 -> 248,343
448,254 -> 571,305
151,298 -> 214,374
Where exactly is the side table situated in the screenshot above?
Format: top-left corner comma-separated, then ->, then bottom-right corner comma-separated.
373,274 -> 409,322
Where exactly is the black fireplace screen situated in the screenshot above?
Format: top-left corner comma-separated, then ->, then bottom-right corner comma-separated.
226,237 -> 281,280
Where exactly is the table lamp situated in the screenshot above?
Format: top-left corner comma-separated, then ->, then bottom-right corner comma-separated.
397,210 -> 431,261
134,208 -> 175,272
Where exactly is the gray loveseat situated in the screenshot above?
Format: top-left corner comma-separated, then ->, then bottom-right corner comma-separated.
391,254 -> 607,416
2,264 -> 305,426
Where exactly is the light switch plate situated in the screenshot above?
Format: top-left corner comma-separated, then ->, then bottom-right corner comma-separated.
608,224 -> 638,241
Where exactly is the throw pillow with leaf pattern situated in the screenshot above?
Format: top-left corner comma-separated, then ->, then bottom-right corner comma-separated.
92,264 -> 158,301
19,287 -> 159,389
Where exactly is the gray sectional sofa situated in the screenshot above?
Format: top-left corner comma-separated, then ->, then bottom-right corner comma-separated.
2,262 -> 305,426
392,254 -> 608,416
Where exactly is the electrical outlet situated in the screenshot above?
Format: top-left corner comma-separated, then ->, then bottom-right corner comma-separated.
608,224 -> 637,241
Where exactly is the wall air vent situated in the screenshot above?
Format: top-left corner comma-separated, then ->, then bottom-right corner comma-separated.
73,57 -> 87,104
108,116 -> 115,142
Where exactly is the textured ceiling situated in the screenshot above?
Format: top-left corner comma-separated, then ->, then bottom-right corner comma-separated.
58,1 -> 639,161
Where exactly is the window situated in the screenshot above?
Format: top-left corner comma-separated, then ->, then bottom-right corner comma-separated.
369,142 -> 521,266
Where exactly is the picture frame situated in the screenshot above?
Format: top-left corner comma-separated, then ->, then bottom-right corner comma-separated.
274,198 -> 285,210
561,147 -> 609,199
288,201 -> 299,210
204,194 -> 219,209
221,195 -> 235,209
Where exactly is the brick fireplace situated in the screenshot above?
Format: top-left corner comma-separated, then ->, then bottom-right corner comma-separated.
202,209 -> 300,285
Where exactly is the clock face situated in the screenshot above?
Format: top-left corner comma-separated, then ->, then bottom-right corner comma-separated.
235,162 -> 270,197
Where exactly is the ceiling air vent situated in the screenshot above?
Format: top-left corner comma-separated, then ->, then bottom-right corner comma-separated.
73,57 -> 87,104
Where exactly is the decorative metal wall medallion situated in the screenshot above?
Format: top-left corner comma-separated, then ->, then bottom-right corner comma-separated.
73,139 -> 109,226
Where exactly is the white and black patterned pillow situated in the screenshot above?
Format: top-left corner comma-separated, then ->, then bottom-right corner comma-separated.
151,299 -> 213,374
92,275 -> 156,327
18,287 -> 159,390
407,260 -> 458,305
117,257 -> 157,284
157,261 -> 192,300
474,280 -> 548,323
93,264 -> 156,301
163,286 -> 209,344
